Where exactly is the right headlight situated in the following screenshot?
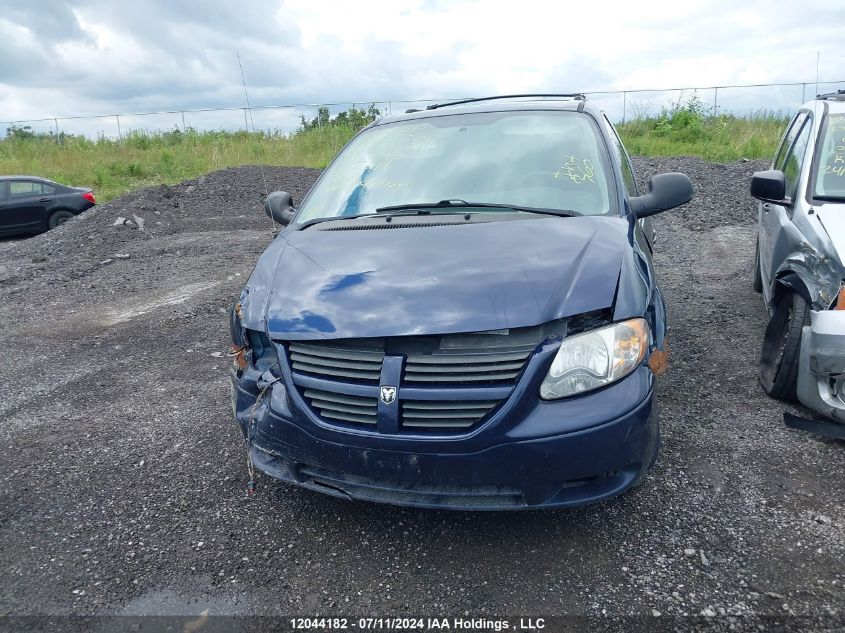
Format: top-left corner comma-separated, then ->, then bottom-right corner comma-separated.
540,318 -> 649,400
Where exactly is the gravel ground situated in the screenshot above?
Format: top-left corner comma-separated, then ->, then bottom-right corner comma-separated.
1,158 -> 844,629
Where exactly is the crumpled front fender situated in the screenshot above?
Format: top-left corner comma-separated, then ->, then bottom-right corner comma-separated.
776,241 -> 842,310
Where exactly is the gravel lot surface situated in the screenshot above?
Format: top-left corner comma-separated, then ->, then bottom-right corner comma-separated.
1,158 -> 844,629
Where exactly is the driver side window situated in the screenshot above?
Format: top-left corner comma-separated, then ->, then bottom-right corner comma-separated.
774,113 -> 807,171
782,119 -> 811,202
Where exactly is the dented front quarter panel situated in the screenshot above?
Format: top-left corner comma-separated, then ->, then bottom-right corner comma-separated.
775,237 -> 843,310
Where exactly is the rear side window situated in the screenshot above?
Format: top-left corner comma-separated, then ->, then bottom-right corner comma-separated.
783,120 -> 811,200
775,113 -> 808,170
9,181 -> 44,196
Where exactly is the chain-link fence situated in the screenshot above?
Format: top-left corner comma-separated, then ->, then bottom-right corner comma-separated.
3,80 -> 844,140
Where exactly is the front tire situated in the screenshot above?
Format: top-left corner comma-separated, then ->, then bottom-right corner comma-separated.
759,289 -> 809,401
48,210 -> 75,229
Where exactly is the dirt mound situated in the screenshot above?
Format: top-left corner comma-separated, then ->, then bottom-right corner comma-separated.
632,156 -> 769,230
0,166 -> 321,287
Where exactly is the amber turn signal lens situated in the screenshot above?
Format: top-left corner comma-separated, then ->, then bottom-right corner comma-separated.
836,286 -> 845,310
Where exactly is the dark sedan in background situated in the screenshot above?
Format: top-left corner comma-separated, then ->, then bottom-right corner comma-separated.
0,176 -> 96,237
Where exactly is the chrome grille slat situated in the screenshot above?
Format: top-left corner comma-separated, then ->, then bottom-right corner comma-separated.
402,419 -> 479,429
290,353 -> 382,372
404,410 -> 490,419
401,400 -> 496,429
289,344 -> 383,363
302,388 -> 378,425
405,361 -> 526,373
403,400 -> 498,410
321,410 -> 378,425
407,351 -> 531,364
404,351 -> 530,384
303,390 -> 375,408
310,399 -> 377,415
293,362 -> 381,381
403,371 -> 521,382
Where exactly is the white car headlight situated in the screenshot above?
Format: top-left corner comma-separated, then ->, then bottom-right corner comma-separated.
540,318 -> 649,399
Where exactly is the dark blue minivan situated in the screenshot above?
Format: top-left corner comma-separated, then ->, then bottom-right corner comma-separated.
230,95 -> 693,509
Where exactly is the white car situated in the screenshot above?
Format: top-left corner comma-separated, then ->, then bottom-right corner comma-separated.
751,89 -> 845,427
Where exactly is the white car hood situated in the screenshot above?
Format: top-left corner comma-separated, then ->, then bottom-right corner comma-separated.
816,204 -> 845,265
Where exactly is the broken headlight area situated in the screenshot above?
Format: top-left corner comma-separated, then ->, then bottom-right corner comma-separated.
229,305 -> 278,375
540,318 -> 650,399
244,329 -> 278,373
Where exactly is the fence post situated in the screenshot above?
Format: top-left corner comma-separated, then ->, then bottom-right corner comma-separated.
713,87 -> 718,115
54,118 -> 60,144
622,91 -> 627,124
116,114 -> 122,141
181,111 -> 186,132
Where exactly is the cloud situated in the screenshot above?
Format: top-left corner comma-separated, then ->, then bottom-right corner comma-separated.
1,0 -> 843,130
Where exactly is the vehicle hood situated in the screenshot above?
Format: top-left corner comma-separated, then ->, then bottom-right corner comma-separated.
240,216 -> 631,340
816,204 -> 845,265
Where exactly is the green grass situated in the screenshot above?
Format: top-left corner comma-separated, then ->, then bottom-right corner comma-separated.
1,102 -> 788,203
0,125 -> 362,202
616,96 -> 788,162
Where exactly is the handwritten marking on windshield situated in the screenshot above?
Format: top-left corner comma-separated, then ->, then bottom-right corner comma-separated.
554,156 -> 595,184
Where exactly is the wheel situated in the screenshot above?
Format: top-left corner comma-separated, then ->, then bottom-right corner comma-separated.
48,210 -> 75,229
759,289 -> 809,401
630,408 -> 660,488
753,237 -> 763,293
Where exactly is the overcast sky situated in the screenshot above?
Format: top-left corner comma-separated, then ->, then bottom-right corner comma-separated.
2,0 -> 844,133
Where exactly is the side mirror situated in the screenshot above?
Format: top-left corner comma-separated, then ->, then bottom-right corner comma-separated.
750,170 -> 787,204
629,172 -> 694,218
265,191 -> 295,225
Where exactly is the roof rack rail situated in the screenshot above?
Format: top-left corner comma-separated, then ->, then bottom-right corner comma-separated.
425,93 -> 587,111
817,89 -> 845,101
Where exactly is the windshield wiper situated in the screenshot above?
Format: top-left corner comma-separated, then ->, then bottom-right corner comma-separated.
299,200 -> 578,229
375,199 -> 579,217
814,195 -> 845,202
297,213 -> 374,230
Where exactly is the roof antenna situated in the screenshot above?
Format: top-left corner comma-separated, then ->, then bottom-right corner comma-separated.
237,51 -> 275,234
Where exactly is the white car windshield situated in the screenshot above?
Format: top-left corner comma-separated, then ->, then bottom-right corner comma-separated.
814,113 -> 845,200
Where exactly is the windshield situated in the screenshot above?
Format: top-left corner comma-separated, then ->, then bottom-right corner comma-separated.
295,111 -> 616,223
814,113 -> 845,200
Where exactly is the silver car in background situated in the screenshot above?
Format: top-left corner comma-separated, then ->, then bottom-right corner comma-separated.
751,90 -> 845,424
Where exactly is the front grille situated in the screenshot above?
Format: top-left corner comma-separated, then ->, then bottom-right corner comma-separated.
401,400 -> 499,429
289,342 -> 382,382
285,321 -> 567,432
404,350 -> 533,383
303,389 -> 377,425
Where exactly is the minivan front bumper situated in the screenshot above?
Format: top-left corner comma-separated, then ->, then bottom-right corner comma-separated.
797,310 -> 845,422
231,356 -> 657,510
